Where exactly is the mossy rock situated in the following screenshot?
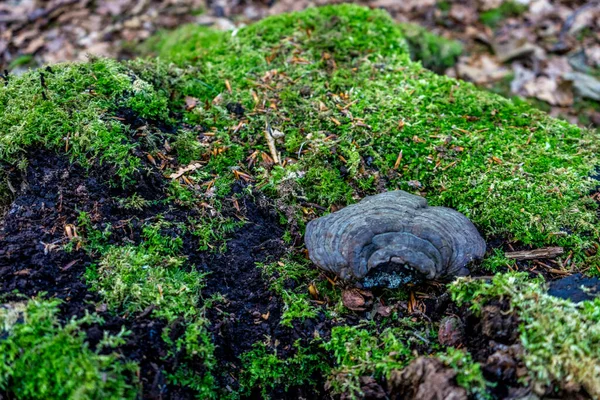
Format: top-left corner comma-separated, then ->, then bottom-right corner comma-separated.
3,5 -> 599,255
1,4 -> 600,399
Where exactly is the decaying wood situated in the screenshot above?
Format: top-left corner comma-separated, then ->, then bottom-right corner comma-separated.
505,247 -> 564,260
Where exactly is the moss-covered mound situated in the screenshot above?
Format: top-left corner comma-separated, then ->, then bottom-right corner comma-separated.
1,4 -> 599,400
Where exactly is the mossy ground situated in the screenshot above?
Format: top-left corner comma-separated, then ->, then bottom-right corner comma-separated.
1,4 -> 600,399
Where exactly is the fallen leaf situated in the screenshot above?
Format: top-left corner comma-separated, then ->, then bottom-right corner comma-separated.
342,288 -> 370,311
169,162 -> 203,179
185,96 -> 198,111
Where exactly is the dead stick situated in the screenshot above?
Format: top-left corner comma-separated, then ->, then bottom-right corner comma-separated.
505,247 -> 564,260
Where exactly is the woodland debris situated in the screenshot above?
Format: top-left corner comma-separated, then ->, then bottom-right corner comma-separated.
505,247 -> 564,260
169,162 -> 203,179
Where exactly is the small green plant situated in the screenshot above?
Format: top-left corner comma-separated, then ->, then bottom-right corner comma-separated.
162,318 -> 217,398
324,323 -> 423,398
480,248 -> 515,273
397,23 -> 463,73
190,214 -> 244,252
238,341 -> 328,398
437,347 -> 491,399
0,299 -> 138,399
117,193 -> 151,211
85,245 -> 202,320
258,258 -> 328,327
77,211 -> 113,254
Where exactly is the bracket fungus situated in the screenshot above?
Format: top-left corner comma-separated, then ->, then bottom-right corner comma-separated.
305,191 -> 486,288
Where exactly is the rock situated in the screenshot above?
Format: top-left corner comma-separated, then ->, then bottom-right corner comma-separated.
548,273 -> 600,303
564,72 -> 600,101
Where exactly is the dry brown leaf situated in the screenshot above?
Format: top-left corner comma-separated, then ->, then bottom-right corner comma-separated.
169,162 -> 203,179
342,288 -> 372,311
453,55 -> 510,84
185,96 -> 198,111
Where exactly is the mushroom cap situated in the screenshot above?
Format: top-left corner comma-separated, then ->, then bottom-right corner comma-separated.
304,191 -> 486,284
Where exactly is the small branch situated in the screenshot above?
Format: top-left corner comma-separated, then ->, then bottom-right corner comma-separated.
505,247 -> 564,260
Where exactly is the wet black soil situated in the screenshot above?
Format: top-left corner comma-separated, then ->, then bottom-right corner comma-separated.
0,149 -> 329,399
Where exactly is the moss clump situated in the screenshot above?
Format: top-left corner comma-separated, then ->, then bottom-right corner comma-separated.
258,258 -> 325,327
451,273 -> 600,398
324,321 -> 436,398
81,219 -> 217,397
397,23 -> 463,73
0,299 -> 138,399
437,347 -> 491,399
238,341 -> 328,399
139,4 -> 600,260
0,59 -> 173,183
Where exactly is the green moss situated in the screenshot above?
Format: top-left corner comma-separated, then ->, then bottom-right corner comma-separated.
397,23 -> 463,73
451,273 -> 600,397
80,219 -> 217,397
480,1 -> 528,28
437,347 -> 491,399
0,299 -> 138,399
0,59 -> 174,184
83,220 -> 201,318
2,5 -> 597,258
480,248 -> 515,273
324,321 -> 435,398
258,258 -> 322,327
238,341 -> 328,398
138,4 -> 600,261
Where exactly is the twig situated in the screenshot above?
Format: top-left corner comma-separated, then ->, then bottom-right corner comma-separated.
505,247 -> 564,260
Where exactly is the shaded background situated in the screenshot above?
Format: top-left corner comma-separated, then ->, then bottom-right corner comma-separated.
1,0 -> 599,127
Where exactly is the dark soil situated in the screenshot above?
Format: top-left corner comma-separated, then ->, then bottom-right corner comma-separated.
193,193 -> 331,398
0,149 -> 331,399
1,143 -> 592,399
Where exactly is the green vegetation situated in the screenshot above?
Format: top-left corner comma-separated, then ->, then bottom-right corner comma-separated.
81,218 -> 217,397
239,341 -> 328,398
324,322 -> 435,397
451,273 -> 600,398
0,299 -> 137,399
437,347 -> 491,399
0,58 -> 175,184
1,5 -> 597,257
397,23 -> 463,73
258,258 -> 323,327
2,4 -> 600,399
480,1 -> 528,28
141,4 -> 600,260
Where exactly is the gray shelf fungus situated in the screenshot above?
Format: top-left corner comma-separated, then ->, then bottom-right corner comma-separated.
305,191 -> 486,288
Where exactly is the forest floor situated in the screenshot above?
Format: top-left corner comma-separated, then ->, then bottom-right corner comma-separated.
1,2 -> 600,400
2,0 -> 600,128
